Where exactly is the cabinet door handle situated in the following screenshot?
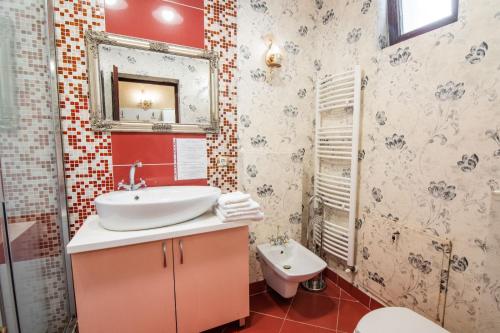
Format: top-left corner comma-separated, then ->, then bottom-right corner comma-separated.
162,241 -> 167,268
179,239 -> 184,264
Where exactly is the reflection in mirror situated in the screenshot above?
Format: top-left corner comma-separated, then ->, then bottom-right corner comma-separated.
85,31 -> 219,133
112,72 -> 179,123
99,44 -> 210,126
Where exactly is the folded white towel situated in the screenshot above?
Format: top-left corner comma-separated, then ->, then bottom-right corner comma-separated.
219,199 -> 261,216
218,207 -> 261,218
218,191 -> 251,206
215,207 -> 264,222
219,200 -> 253,210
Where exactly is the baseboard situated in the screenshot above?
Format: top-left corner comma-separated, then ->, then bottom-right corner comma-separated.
249,268 -> 385,310
249,280 -> 267,295
325,267 -> 384,310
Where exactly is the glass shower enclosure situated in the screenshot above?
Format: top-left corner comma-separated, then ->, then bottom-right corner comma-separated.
0,0 -> 74,332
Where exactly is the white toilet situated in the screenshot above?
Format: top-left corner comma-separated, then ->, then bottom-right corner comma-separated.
257,239 -> 327,298
355,307 -> 450,333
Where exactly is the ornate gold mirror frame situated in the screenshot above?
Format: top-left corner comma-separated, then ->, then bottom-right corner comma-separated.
85,31 -> 219,133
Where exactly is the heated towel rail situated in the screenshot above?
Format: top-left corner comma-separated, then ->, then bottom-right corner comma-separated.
313,66 -> 362,269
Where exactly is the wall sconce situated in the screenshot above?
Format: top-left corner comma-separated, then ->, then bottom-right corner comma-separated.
138,90 -> 153,110
265,41 -> 282,68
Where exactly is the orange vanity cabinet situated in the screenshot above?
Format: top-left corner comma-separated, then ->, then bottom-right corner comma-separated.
71,226 -> 249,333
71,239 -> 177,333
174,226 -> 249,332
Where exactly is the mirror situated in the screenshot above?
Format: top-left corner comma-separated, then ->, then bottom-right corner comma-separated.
85,31 -> 219,133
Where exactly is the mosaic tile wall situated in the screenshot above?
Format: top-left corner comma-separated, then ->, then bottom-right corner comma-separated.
0,0 -> 70,331
54,0 -> 238,235
53,0 -> 114,236
205,0 -> 238,192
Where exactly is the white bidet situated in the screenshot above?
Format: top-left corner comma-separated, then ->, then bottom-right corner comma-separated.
257,239 -> 327,298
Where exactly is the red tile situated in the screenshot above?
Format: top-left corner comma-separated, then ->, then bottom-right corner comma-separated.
202,313 -> 283,333
324,268 -> 338,284
281,320 -> 336,333
105,0 -> 204,47
112,164 -> 174,189
339,290 -> 357,302
250,289 -> 292,318
298,278 -> 340,298
250,280 -> 267,295
172,178 -> 208,186
369,298 -> 385,310
238,313 -> 284,333
111,133 -> 173,165
286,292 -> 339,330
347,286 -> 371,307
337,276 -> 353,294
337,300 -> 370,333
172,0 -> 204,9
338,277 -> 370,307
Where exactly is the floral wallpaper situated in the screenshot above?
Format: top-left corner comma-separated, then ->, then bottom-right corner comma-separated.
99,44 -> 211,124
237,0 -> 317,283
313,0 -> 500,332
477,191 -> 500,332
238,0 -> 500,332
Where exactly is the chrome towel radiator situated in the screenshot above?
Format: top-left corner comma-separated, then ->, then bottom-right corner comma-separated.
313,66 -> 362,269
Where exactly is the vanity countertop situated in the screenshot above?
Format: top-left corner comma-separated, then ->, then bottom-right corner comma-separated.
67,212 -> 247,254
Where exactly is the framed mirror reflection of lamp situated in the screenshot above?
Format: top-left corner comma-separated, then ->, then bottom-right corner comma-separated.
85,31 -> 219,133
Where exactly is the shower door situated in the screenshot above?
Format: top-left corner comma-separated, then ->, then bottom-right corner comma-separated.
0,0 -> 73,332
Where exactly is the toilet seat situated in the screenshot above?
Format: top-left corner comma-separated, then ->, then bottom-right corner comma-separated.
355,307 -> 449,333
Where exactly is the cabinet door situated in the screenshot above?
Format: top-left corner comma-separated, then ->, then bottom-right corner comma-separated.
174,226 -> 249,333
72,240 -> 176,333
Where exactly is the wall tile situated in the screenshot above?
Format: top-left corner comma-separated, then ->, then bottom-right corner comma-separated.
169,0 -> 204,9
55,0 -> 237,236
105,0 -> 204,48
113,164 -> 173,189
54,1 -> 113,236
111,133 -> 173,165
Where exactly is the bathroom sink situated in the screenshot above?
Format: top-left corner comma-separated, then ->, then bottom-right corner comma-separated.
94,186 -> 221,231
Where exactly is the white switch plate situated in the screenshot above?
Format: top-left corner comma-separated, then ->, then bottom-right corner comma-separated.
217,156 -> 228,167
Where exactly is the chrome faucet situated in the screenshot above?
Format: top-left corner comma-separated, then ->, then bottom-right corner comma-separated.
268,227 -> 289,246
118,161 -> 146,191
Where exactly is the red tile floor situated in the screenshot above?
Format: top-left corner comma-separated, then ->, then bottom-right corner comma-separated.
203,277 -> 372,333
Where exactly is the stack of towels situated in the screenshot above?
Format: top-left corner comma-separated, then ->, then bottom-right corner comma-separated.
215,191 -> 264,222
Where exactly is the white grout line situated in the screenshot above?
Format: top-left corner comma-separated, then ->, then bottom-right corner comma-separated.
250,310 -> 286,320
278,294 -> 295,333
113,163 -> 175,167
284,318 -> 338,331
335,291 -> 341,332
160,0 -> 204,11
342,298 -> 370,311
250,309 -> 342,332
249,280 -> 370,332
297,288 -> 341,299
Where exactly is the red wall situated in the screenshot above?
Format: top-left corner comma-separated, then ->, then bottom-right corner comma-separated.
104,0 -> 207,189
105,0 -> 204,48
111,133 -> 206,188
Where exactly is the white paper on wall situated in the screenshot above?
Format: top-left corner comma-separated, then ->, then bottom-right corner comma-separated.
174,138 -> 208,180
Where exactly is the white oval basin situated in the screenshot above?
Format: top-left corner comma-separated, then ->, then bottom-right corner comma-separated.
94,186 -> 221,231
